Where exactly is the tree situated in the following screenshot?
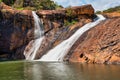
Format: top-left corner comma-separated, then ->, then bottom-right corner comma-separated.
1,0 -> 16,5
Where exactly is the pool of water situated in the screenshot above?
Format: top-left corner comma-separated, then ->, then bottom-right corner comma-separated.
0,61 -> 120,80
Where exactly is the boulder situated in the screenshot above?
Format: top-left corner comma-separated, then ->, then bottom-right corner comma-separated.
66,4 -> 94,16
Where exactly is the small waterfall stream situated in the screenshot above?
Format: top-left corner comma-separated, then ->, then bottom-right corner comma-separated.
24,11 -> 44,60
39,15 -> 106,62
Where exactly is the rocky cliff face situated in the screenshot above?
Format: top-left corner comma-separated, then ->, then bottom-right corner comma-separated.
0,3 -> 95,60
0,2 -> 120,64
103,12 -> 120,18
0,2 -> 34,59
67,17 -> 120,64
32,5 -> 95,59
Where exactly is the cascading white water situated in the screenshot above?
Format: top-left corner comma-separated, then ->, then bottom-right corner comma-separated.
24,11 -> 44,60
39,15 -> 106,62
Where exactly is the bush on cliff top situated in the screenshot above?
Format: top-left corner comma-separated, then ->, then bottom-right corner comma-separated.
103,6 -> 120,13
0,0 -> 63,10
31,0 -> 63,10
96,5 -> 120,14
0,0 -> 62,10
0,0 -> 15,5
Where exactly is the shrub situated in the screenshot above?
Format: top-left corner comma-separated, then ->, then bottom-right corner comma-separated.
0,0 -> 63,10
103,6 -> 120,13
1,0 -> 15,5
66,8 -> 73,17
64,20 -> 78,26
96,11 -> 102,14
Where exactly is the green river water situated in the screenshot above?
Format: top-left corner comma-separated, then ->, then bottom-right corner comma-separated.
0,61 -> 120,80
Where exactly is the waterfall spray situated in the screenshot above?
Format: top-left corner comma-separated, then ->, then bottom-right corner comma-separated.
39,15 -> 106,62
24,11 -> 44,60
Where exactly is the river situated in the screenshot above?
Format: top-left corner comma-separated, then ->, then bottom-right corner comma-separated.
0,61 -> 120,80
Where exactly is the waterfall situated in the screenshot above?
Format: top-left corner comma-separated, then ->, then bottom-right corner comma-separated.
24,11 -> 44,60
39,15 -> 106,62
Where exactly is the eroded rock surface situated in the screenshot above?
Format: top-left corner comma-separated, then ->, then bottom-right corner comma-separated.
67,17 -> 120,64
32,5 -> 95,59
0,2 -> 34,59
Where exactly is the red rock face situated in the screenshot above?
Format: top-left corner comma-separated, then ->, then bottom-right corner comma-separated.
36,4 -> 95,34
103,12 -> 120,18
34,22 -> 86,59
0,3 -> 120,64
0,3 -> 95,60
0,2 -> 12,9
68,17 -> 120,64
31,5 -> 95,59
67,4 -> 94,16
0,3 -> 34,59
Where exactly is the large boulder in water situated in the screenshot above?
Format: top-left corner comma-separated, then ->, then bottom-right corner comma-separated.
67,17 -> 120,64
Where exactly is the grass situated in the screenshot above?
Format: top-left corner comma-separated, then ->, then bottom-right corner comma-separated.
103,6 -> 120,13
16,7 -> 24,10
96,5 -> 120,14
0,0 -> 2,3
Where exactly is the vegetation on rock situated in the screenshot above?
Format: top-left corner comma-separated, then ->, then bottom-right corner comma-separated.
64,20 -> 78,26
0,0 -> 63,10
103,6 -> 120,13
31,0 -> 63,10
0,0 -> 15,5
96,5 -> 120,14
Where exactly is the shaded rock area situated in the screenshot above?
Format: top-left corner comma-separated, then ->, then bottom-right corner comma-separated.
66,17 -> 120,64
0,2 -> 34,60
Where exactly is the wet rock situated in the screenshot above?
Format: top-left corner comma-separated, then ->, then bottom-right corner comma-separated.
34,21 -> 88,59
0,3 -> 95,60
26,4 -> 95,59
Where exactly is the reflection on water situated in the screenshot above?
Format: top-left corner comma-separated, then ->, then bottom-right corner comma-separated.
0,61 -> 120,80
